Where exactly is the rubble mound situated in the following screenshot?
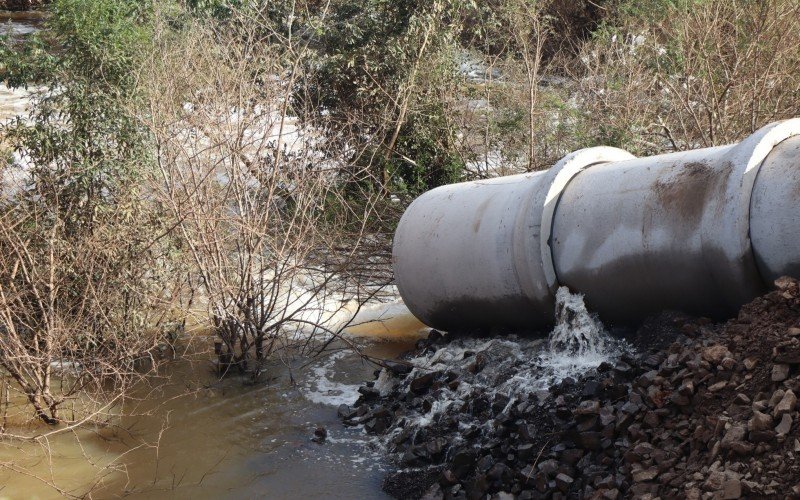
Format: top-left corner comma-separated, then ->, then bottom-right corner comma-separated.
340,277 -> 800,499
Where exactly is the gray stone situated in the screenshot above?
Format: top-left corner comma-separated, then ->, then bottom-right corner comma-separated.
772,363 -> 790,382
748,410 -> 773,433
632,467 -> 658,482
721,425 -> 746,448
709,381 -> 727,392
769,389 -> 785,408
775,413 -> 792,435
555,473 -> 573,492
723,478 -> 742,499
774,390 -> 797,418
703,345 -> 732,365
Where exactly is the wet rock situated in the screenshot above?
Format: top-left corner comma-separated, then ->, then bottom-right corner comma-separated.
426,437 -> 449,458
312,426 -> 327,443
410,372 -> 437,394
582,380 -> 602,398
451,450 -> 477,478
365,417 -> 388,434
337,404 -> 355,419
385,360 -> 414,376
358,386 -> 380,400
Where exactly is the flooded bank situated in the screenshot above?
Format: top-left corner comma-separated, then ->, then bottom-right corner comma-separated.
0,9 -> 44,43
0,304 -> 428,498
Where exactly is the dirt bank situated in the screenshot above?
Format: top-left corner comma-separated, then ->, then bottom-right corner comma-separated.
342,277 -> 800,498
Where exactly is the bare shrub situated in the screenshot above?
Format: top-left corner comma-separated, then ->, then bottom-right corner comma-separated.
576,0 -> 800,154
0,144 -> 184,426
0,0 -> 188,428
139,8 -> 388,380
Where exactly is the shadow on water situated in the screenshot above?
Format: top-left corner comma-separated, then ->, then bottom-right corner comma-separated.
0,308 -> 428,498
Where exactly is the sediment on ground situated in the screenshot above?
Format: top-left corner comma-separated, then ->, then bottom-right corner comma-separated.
340,277 -> 800,499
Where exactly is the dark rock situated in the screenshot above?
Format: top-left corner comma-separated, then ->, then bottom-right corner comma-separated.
576,400 -> 601,415
749,430 -> 776,443
358,386 -> 380,400
312,426 -> 327,443
385,360 -> 414,376
452,450 -> 477,478
337,404 -> 355,419
555,473 -> 574,493
576,431 -> 602,450
365,417 -> 388,434
582,380 -> 602,398
410,372 -> 437,394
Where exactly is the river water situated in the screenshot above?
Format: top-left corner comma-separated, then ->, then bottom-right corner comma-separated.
0,12 -> 431,496
0,310 -> 428,498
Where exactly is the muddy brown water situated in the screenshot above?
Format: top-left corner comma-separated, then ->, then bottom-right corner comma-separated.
1,13 -> 428,497
0,313 -> 427,499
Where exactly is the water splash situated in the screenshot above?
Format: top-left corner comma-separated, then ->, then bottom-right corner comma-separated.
534,286 -> 622,387
400,287 -> 624,397
549,286 -> 607,355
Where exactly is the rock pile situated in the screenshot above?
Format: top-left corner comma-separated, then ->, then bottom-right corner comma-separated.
339,277 -> 800,499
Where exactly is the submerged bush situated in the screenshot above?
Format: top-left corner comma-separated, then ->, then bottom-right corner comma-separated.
0,0 -> 183,425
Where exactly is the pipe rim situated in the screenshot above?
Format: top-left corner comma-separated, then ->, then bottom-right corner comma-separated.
539,147 -> 636,292
710,119 -> 800,305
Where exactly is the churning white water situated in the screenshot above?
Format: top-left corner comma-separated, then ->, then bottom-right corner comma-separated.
534,286 -> 621,387
405,286 -> 623,397
362,287 -> 627,437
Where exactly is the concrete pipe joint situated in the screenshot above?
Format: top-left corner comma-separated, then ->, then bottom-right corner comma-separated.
392,119 -> 800,332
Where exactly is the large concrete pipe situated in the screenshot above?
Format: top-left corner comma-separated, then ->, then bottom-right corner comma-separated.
393,119 -> 800,331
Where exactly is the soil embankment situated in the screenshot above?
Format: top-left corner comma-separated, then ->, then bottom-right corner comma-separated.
343,277 -> 800,498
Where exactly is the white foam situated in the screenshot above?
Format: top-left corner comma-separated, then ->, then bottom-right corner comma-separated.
384,288 -> 627,435
301,350 -> 362,406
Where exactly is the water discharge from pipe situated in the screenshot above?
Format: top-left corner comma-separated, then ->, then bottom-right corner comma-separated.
536,287 -> 623,390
